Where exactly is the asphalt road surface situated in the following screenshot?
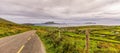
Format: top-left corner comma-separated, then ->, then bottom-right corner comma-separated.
0,30 -> 46,53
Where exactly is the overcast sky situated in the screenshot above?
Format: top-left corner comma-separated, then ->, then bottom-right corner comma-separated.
0,0 -> 120,23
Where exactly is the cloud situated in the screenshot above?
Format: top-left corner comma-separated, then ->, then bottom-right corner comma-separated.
0,0 -> 120,23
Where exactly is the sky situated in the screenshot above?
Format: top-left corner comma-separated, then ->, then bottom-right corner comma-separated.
0,0 -> 120,23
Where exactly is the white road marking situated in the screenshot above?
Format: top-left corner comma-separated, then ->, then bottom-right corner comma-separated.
17,45 -> 25,53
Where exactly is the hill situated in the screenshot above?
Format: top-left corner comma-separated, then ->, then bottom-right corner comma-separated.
0,17 -> 31,38
0,18 -> 15,24
43,21 -> 58,24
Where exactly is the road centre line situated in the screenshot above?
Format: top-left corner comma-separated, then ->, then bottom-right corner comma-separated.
17,45 -> 25,53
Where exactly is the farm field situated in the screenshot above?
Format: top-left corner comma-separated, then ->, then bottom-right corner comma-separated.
35,26 -> 120,53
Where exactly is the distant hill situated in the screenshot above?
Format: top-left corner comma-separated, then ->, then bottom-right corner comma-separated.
43,21 -> 58,24
0,18 -> 20,27
22,23 -> 35,26
0,18 -> 15,24
84,22 -> 96,24
0,17 -> 30,31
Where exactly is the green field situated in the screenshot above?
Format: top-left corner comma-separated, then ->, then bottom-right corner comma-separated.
1,18 -> 120,53
35,26 -> 120,53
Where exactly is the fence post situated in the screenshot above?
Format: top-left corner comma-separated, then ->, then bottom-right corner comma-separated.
58,27 -> 61,38
85,29 -> 90,53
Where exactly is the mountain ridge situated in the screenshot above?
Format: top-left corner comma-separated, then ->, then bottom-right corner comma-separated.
0,18 -> 15,24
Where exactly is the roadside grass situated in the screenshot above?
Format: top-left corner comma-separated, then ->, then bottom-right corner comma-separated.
1,18 -> 120,53
0,23 -> 31,38
35,26 -> 120,53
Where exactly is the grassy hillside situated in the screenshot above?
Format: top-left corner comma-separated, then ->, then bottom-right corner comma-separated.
0,18 -> 31,38
0,18 -> 15,24
1,17 -> 120,53
35,25 -> 120,53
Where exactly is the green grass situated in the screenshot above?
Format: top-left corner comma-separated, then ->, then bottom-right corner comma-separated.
1,18 -> 120,53
35,26 -> 120,53
64,32 -> 120,44
0,18 -> 31,38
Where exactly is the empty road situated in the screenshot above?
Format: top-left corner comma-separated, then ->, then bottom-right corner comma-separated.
0,30 -> 46,53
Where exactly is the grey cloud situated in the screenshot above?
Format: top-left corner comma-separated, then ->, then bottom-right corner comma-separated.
1,0 -> 120,23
